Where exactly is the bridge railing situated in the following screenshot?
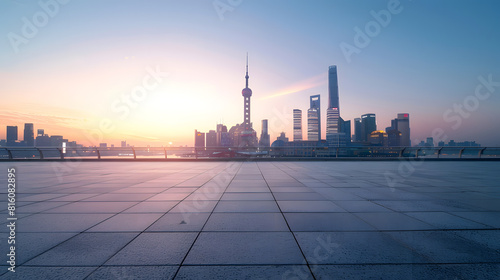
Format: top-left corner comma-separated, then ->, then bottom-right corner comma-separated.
0,146 -> 499,160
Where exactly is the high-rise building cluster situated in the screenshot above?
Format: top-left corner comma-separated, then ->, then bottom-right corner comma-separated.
0,123 -> 81,148
280,65 -> 412,149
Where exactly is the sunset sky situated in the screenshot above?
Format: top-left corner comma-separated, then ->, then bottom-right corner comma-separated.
1,0 -> 499,146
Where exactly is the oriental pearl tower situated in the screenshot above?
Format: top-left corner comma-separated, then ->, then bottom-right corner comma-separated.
239,54 -> 257,147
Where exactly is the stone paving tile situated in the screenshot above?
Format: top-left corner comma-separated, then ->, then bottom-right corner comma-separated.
310,264 -> 460,279
14,213 -> 113,232
354,212 -> 437,231
285,213 -> 375,231
147,213 -> 210,232
404,211 -> 492,229
45,201 -> 138,213
386,231 -> 500,263
87,213 -> 163,232
214,200 -> 280,212
184,232 -> 305,265
86,266 -> 178,280
0,267 -> 96,279
175,265 -> 314,280
25,233 -> 138,266
105,232 -> 197,265
123,201 -> 178,213
0,232 -> 78,265
295,231 -> 428,264
203,213 -> 289,231
277,200 -> 345,213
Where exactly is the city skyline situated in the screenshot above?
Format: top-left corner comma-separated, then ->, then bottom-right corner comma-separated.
1,1 -> 500,146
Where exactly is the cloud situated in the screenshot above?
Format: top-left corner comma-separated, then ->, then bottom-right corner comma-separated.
259,72 -> 327,100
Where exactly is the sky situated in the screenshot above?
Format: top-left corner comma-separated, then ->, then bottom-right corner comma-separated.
1,0 -> 499,147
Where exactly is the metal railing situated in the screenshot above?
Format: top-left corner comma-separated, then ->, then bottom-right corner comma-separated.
0,146 -> 499,160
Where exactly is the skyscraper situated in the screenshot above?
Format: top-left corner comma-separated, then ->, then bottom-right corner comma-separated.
354,118 -> 362,142
361,114 -> 376,142
328,65 -> 339,110
206,130 -> 217,147
307,95 -> 321,141
396,113 -> 410,147
6,126 -> 18,146
293,109 -> 302,141
194,130 -> 205,148
259,119 -> 270,148
326,65 -> 347,146
24,123 -> 34,146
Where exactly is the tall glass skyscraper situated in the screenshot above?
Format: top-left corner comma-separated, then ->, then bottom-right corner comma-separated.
6,126 -> 18,146
354,118 -> 362,142
24,123 -> 34,146
293,109 -> 302,141
328,65 -> 339,110
361,114 -> 377,142
307,95 -> 321,141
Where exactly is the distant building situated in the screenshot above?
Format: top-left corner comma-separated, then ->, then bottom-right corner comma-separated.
6,126 -> 18,146
259,119 -> 270,148
50,135 -> 64,147
121,141 -> 127,147
216,124 -> 228,146
307,95 -> 321,141
354,118 -> 362,142
426,137 -> 434,147
369,131 -> 388,146
388,113 -> 410,146
99,143 -> 107,148
293,109 -> 302,141
206,130 -> 217,147
341,119 -> 351,144
37,129 -> 44,137
277,132 -> 289,142
24,123 -> 34,146
387,129 -> 402,147
361,114 -> 376,142
194,130 -> 205,148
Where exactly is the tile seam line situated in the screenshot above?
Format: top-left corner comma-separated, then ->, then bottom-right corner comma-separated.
170,161 -> 242,280
258,161 -> 318,280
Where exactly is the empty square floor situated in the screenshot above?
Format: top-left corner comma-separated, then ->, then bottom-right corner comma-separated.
0,161 -> 499,279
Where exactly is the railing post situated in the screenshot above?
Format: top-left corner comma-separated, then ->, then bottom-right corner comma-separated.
132,148 -> 136,159
164,147 -> 168,159
6,148 -> 13,160
58,148 -> 64,160
478,148 -> 486,158
399,147 -> 406,157
415,148 -> 420,158
459,148 -> 465,159
37,148 -> 44,159
336,147 -> 339,158
96,148 -> 101,160
437,147 -> 442,158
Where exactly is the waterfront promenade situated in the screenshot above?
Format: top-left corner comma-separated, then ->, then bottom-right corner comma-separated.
1,161 -> 499,279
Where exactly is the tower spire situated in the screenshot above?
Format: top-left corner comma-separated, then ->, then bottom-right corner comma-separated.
245,52 -> 249,88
